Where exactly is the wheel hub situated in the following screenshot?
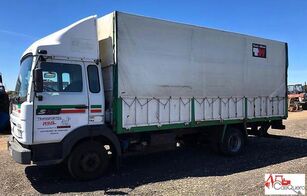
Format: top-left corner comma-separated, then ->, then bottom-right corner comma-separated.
80,153 -> 101,172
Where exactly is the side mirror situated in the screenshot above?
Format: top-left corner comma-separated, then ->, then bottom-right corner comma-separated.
33,68 -> 43,92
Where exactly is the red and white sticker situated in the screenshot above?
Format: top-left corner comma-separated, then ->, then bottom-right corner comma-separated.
265,174 -> 305,195
253,43 -> 266,58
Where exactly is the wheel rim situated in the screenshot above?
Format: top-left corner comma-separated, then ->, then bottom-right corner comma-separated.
80,152 -> 101,172
228,134 -> 242,153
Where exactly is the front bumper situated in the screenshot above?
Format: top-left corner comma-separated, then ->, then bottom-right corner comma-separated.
7,135 -> 31,164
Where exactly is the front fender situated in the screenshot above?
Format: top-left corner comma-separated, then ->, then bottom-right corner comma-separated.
62,125 -> 122,159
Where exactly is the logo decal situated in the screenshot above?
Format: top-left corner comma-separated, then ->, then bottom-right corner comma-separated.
265,174 -> 305,195
253,43 -> 267,58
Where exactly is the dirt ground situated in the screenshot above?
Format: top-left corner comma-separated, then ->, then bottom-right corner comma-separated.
0,112 -> 306,195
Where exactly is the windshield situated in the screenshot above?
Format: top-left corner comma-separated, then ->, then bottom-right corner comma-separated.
288,85 -> 294,92
15,56 -> 33,102
295,85 -> 303,92
296,85 -> 304,92
288,85 -> 303,93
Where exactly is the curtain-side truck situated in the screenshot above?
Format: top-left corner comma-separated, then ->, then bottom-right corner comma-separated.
8,12 -> 288,180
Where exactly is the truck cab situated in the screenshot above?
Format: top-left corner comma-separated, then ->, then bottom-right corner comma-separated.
8,16 -> 120,179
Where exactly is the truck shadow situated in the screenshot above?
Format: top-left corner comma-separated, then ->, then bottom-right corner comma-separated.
25,135 -> 307,194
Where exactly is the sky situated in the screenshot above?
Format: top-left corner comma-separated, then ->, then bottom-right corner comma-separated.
0,0 -> 306,90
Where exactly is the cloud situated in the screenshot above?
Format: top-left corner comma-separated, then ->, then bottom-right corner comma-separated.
0,29 -> 37,40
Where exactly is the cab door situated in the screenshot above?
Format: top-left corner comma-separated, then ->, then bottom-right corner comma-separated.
33,60 -> 89,143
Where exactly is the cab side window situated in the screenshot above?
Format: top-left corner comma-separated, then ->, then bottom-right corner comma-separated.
41,63 -> 82,92
87,65 -> 100,93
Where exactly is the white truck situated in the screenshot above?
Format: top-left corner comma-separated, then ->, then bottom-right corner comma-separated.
8,11 -> 288,180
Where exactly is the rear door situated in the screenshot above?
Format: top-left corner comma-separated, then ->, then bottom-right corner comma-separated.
33,60 -> 89,143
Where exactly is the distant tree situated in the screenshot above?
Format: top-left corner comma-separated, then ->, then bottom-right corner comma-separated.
6,91 -> 16,98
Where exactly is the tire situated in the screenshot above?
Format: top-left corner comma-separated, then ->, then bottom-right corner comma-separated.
220,127 -> 245,156
67,140 -> 111,181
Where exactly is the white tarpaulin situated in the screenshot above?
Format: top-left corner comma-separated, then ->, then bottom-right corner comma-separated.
116,12 -> 286,98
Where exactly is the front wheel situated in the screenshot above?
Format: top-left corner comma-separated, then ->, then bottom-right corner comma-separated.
67,140 -> 111,181
220,127 -> 245,156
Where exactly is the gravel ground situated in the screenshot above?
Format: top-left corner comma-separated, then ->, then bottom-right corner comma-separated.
0,112 -> 306,195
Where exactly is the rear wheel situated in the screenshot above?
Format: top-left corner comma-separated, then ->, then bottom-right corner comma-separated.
220,127 -> 245,155
67,140 -> 111,181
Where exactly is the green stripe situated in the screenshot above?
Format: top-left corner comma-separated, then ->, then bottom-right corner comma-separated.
118,116 -> 284,134
115,97 -> 123,133
91,105 -> 102,108
37,105 -> 85,109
